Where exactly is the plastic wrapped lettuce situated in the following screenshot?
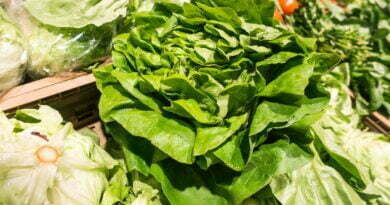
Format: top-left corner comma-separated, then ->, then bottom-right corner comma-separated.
4,0 -> 127,78
0,106 -> 116,205
0,7 -> 28,91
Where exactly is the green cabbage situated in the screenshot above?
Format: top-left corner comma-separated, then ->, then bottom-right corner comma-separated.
0,106 -> 116,205
0,7 -> 27,91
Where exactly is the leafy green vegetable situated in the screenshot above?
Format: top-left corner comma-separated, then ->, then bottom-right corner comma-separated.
3,0 -> 128,78
194,113 -> 248,156
94,0 -> 340,204
131,180 -> 163,205
151,160 -> 229,205
212,140 -> 312,204
101,161 -> 163,205
0,7 -> 28,91
287,0 -> 390,115
101,163 -> 131,205
111,109 -> 195,164
25,23 -> 114,78
0,106 -> 116,205
195,0 -> 275,25
24,0 -> 128,28
250,98 -> 328,136
270,156 -> 366,205
310,68 -> 390,204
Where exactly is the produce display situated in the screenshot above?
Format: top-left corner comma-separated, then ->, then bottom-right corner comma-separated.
0,0 -> 389,205
284,0 -> 390,115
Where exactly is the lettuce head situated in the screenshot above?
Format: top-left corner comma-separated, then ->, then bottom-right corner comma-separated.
4,0 -> 128,78
0,106 -> 116,205
0,7 -> 28,91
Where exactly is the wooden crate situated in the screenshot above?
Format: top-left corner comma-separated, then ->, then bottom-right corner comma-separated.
364,112 -> 390,135
0,71 -> 107,144
0,72 -> 100,129
347,90 -> 390,135
0,72 -> 108,144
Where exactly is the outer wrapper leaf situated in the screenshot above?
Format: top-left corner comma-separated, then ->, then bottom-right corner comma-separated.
212,140 -> 312,204
311,70 -> 390,204
111,109 -> 195,164
270,157 -> 366,205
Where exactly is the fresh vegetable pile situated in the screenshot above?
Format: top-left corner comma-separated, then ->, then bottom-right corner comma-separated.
93,1 -> 389,204
285,0 -> 390,116
0,0 -> 389,205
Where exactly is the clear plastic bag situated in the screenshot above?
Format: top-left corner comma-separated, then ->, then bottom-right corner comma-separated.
4,0 -> 127,79
24,22 -> 114,79
0,7 -> 28,92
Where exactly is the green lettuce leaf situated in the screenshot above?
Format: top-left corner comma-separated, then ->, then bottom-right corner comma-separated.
270,157 -> 366,205
311,70 -> 390,204
101,164 -> 131,205
111,109 -> 195,164
150,159 -> 229,205
212,140 -> 312,204
24,0 -> 128,28
101,161 -> 163,205
193,0 -> 275,25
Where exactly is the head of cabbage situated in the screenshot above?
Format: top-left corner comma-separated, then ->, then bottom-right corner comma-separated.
0,106 -> 116,205
3,0 -> 128,78
0,7 -> 28,91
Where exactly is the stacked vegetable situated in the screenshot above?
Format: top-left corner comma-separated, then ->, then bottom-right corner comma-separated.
0,0 -> 389,204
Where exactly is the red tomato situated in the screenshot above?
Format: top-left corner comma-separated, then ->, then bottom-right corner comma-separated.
278,0 -> 300,15
273,9 -> 284,23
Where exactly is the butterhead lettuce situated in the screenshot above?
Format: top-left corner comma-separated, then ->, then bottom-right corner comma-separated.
93,1 -> 340,204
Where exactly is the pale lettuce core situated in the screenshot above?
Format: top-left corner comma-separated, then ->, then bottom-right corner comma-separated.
0,106 -> 116,205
